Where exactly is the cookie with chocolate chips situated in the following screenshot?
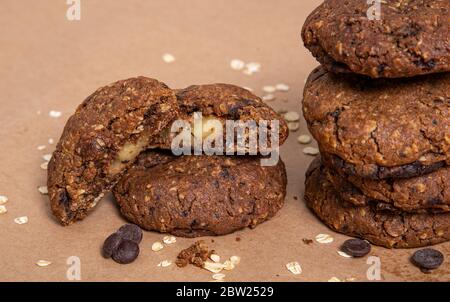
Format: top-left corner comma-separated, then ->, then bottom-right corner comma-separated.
303,66 -> 449,179
48,77 -> 179,225
153,83 -> 289,153
302,0 -> 450,78
113,150 -> 287,237
304,157 -> 450,248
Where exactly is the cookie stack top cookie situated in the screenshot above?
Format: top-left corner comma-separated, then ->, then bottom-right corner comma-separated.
302,0 -> 449,78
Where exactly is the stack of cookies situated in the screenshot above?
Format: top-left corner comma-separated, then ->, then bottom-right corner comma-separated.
48,80 -> 289,237
301,0 -> 449,248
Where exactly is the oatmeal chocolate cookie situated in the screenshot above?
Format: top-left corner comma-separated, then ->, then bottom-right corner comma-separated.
324,157 -> 450,213
302,0 -> 450,78
48,77 -> 179,225
113,150 -> 287,237
153,84 -> 289,153
303,67 -> 449,179
305,158 -> 450,248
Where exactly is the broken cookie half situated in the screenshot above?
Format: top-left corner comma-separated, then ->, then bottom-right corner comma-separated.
48,77 -> 179,225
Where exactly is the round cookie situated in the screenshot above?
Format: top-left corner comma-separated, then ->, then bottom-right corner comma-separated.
324,157 -> 450,213
302,0 -> 450,78
305,158 -> 450,248
113,150 -> 287,237
303,66 -> 449,179
152,83 -> 289,153
48,77 -> 179,225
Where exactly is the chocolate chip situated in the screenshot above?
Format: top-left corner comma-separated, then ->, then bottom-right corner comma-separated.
117,224 -> 143,244
342,239 -> 371,257
102,233 -> 123,258
112,240 -> 140,264
411,248 -> 444,270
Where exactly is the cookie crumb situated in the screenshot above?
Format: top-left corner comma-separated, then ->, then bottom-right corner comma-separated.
302,238 -> 313,245
175,241 -> 214,268
40,162 -> 48,170
235,237 -> 241,242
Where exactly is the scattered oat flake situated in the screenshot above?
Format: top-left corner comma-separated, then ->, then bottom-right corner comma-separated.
210,254 -> 221,263
163,235 -> 176,244
223,260 -> 235,271
275,83 -> 290,92
263,85 -> 276,93
14,216 -> 28,225
303,147 -> 319,156
337,250 -> 352,258
151,242 -> 164,252
36,260 -> 52,267
328,277 -> 342,282
40,162 -> 48,170
230,256 -> 241,265
0,195 -> 8,205
288,122 -> 300,131
42,154 -> 52,161
212,273 -> 226,280
315,233 -> 334,244
297,134 -> 312,144
157,260 -> 172,267
0,205 -> 7,214
230,59 -> 245,70
262,94 -> 276,102
284,111 -> 300,122
49,110 -> 62,118
37,145 -> 46,151
37,186 -> 48,195
286,262 -> 302,275
203,261 -> 225,273
162,53 -> 175,63
48,138 -> 54,144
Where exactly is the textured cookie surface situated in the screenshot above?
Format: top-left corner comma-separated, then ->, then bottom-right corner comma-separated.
153,84 -> 289,153
48,77 -> 178,225
304,158 -> 450,248
113,150 -> 287,237
324,156 -> 450,213
302,0 -> 450,78
303,67 -> 449,179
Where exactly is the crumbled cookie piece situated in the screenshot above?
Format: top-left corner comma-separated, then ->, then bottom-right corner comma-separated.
176,241 -> 214,268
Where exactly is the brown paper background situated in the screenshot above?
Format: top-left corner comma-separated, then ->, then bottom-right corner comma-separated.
0,0 -> 448,281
